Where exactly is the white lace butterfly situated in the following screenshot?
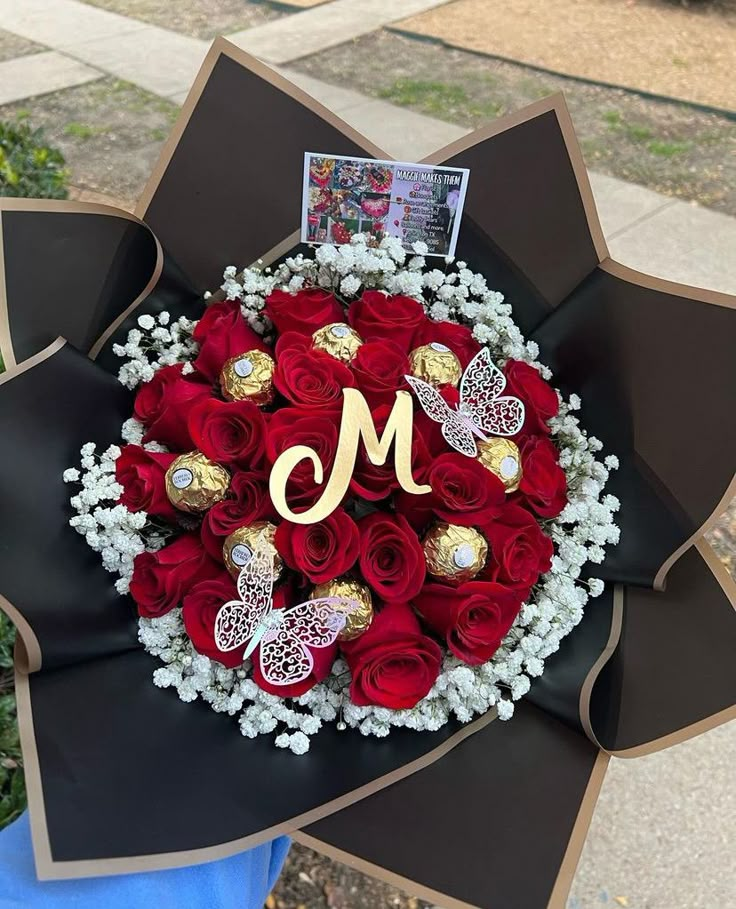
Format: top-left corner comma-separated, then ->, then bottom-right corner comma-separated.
404,347 -> 525,457
214,541 -> 357,686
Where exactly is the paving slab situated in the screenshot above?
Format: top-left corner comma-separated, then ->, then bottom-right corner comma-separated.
572,721 -> 736,909
61,25 -> 207,98
588,171 -> 675,240
338,97 -> 468,160
276,66 -> 377,114
0,27 -> 44,63
278,65 -> 469,157
0,50 -> 101,106
227,0 -> 453,64
608,198 -> 736,295
0,0 -> 145,47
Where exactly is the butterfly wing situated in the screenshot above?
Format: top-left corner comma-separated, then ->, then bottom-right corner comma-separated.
214,543 -> 273,653
441,413 -> 478,457
460,348 -> 525,437
460,347 -> 507,404
259,626 -> 314,687
281,597 -> 354,646
404,374 -> 456,425
257,597 -> 355,687
471,395 -> 525,437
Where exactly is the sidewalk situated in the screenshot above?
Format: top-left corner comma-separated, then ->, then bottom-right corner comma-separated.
0,3 -> 734,908
0,0 -> 734,295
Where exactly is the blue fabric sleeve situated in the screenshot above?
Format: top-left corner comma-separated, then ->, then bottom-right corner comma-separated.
0,813 -> 290,909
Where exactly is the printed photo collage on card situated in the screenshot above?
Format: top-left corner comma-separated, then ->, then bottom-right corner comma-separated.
302,153 -> 470,256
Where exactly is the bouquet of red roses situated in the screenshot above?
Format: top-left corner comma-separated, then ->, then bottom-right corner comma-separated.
1,40 -> 733,908
66,236 -> 615,754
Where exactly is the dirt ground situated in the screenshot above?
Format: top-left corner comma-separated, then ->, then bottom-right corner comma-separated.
0,77 -> 179,207
397,0 -> 736,112
82,0 -> 286,40
0,28 -> 43,63
292,30 -> 736,215
271,843 -> 432,909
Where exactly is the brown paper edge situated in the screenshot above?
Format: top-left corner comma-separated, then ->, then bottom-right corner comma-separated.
609,537 -> 736,758
577,541 -> 736,758
294,750 -> 610,909
8,601 -> 498,882
0,51 -> 733,885
135,37 -> 389,222
0,209 -> 17,370
131,49 -> 736,589
422,91 -> 609,265
0,197 -> 164,362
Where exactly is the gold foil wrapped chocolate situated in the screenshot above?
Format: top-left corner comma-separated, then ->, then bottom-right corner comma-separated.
222,521 -> 283,580
409,342 -> 462,387
165,451 -> 229,513
310,577 -> 373,641
219,350 -> 275,405
312,322 -> 363,363
477,437 -> 523,493
423,522 -> 488,584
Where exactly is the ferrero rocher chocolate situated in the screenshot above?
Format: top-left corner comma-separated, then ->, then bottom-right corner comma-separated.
477,437 -> 523,493
219,350 -> 275,405
310,577 -> 373,641
409,342 -> 462,387
222,521 -> 283,580
312,322 -> 363,363
165,451 -> 229,513
423,522 -> 488,584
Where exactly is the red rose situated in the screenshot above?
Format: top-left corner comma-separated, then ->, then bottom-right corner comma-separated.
274,330 -> 311,359
350,401 -> 431,502
133,364 -> 211,451
200,472 -> 272,560
274,347 -> 354,408
115,445 -> 177,521
251,593 -> 337,697
393,488 -> 435,533
504,360 -> 559,436
519,436 -> 567,518
358,512 -> 425,602
413,320 -> 481,368
182,573 -> 248,668
188,397 -> 265,469
265,287 -> 344,336
348,290 -> 428,351
352,340 -> 410,408
341,601 -> 442,709
192,300 -> 268,382
129,534 -> 220,618
274,508 -> 359,584
265,407 -> 340,509
480,504 -> 553,591
413,581 -> 523,665
427,453 -> 505,526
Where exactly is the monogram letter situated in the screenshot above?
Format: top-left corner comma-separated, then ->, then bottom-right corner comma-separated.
269,388 -> 431,524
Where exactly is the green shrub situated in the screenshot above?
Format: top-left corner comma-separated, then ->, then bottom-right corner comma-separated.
0,119 -> 69,199
0,614 -> 24,829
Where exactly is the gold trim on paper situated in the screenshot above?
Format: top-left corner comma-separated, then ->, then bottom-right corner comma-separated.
0,210 -> 17,371
575,542 -> 736,759
294,750 -> 611,909
0,198 -> 164,362
7,611 -> 498,882
0,44 -> 734,893
135,38 -> 389,222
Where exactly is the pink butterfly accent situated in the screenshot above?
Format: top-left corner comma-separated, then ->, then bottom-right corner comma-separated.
214,541 -> 357,687
405,347 -> 525,457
